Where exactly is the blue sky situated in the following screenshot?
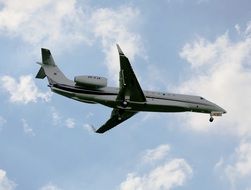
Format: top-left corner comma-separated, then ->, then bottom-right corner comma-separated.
0,0 -> 251,190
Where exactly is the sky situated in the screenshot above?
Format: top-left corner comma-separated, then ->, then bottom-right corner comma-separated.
0,0 -> 251,189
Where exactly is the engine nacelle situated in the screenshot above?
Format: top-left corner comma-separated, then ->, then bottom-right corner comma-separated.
74,75 -> 107,89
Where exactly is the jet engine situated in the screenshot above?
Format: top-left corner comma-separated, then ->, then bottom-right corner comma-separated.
74,75 -> 107,89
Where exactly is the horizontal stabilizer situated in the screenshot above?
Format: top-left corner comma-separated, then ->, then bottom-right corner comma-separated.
35,67 -> 46,79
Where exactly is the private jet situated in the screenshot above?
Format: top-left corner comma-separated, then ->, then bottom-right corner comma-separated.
36,45 -> 226,133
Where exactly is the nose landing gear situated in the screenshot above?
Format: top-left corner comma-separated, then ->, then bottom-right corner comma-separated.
209,111 -> 224,122
209,116 -> 214,122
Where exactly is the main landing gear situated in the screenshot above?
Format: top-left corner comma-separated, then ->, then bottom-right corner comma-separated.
121,100 -> 128,108
122,101 -> 128,106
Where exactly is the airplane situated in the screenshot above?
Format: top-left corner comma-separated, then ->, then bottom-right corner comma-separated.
36,44 -> 226,133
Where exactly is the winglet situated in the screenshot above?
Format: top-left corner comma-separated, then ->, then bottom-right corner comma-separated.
90,125 -> 99,133
116,44 -> 124,55
85,124 -> 104,134
95,127 -> 104,134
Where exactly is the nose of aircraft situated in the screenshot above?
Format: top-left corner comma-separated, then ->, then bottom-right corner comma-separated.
207,99 -> 226,114
216,105 -> 227,114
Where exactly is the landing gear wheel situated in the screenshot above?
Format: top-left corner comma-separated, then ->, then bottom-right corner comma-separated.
209,117 -> 214,122
121,101 -> 128,108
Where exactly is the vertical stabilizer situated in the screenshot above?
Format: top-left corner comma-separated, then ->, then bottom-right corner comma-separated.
35,48 -> 73,85
42,48 -> 56,66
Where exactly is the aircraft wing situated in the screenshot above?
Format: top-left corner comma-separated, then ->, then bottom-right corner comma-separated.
95,109 -> 137,133
95,45 -> 143,133
116,44 -> 146,103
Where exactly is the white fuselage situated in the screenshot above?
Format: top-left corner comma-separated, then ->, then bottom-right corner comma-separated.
50,83 -> 226,114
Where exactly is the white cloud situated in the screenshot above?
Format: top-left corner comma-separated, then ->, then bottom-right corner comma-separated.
82,123 -> 94,133
179,36 -> 219,68
51,107 -> 62,126
224,141 -> 251,189
0,1 -> 144,85
65,118 -> 75,129
179,22 -> 251,189
0,116 -> 6,131
228,142 -> 251,176
235,24 -> 241,35
142,144 -> 170,163
90,6 -> 144,84
245,21 -> 251,38
119,144 -> 192,190
214,140 -> 251,190
120,159 -> 192,190
0,1 -> 143,70
21,119 -> 35,136
1,75 -> 51,104
214,157 -> 224,171
178,22 -> 251,136
50,107 -> 78,129
0,169 -> 16,190
0,0 -> 89,49
39,183 -> 62,190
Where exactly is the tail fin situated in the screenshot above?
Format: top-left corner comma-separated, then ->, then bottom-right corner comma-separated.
35,48 -> 72,85
35,48 -> 55,79
41,48 -> 56,66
